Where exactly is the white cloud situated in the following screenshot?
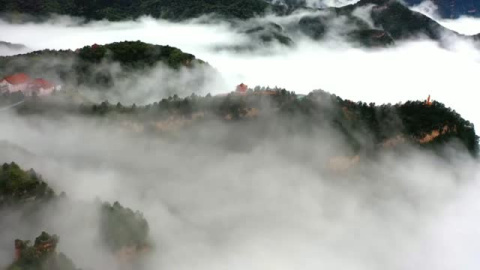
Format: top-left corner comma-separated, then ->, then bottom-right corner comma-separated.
412,0 -> 480,35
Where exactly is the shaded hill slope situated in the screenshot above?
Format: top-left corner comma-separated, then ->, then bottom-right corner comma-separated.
0,41 -> 210,90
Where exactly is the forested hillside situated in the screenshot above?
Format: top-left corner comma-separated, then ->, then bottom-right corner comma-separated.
0,0 -> 271,21
0,41 -> 207,89
0,162 -> 55,206
4,88 -> 477,156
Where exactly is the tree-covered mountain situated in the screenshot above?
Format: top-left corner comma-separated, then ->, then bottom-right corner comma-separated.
0,41 -> 209,90
3,87 -> 477,157
0,0 -> 274,21
0,162 -> 56,207
341,0 -> 447,40
291,0 -> 473,47
241,0 -> 478,49
79,89 -> 477,156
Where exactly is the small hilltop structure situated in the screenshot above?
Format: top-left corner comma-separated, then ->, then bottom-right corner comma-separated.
425,95 -> 432,106
236,83 -> 248,94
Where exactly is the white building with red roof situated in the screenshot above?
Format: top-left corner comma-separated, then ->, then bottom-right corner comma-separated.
0,73 -> 60,96
235,83 -> 248,94
0,73 -> 31,93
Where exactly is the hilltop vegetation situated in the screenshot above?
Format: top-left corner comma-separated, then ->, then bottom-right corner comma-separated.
4,87 -> 477,156
0,41 -> 207,89
0,162 -> 56,206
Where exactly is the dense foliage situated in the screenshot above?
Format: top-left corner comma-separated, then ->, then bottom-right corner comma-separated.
0,162 -> 56,206
8,232 -> 79,270
0,0 -> 270,21
76,41 -> 200,69
100,201 -> 150,252
74,88 -> 479,156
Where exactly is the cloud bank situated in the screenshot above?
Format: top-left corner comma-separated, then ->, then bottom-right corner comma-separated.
0,106 -> 479,269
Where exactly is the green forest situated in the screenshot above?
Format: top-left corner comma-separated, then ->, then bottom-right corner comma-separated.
0,162 -> 56,206
0,41 -> 205,88
4,87 -> 477,156
0,0 -> 271,21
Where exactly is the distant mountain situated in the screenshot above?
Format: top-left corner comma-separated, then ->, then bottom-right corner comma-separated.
339,0 -> 448,40
269,0 -> 480,18
0,0 -> 273,21
1,0 -> 477,49
404,0 -> 480,18
0,41 -> 27,50
0,41 -> 29,57
1,0 -> 478,22
261,0 -> 475,48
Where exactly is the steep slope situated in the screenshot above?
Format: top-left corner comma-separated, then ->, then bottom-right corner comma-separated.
344,0 -> 448,40
292,0 -> 466,46
239,0 -> 474,48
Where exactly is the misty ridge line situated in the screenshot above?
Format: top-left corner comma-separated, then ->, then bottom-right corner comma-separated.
2,0 -> 480,55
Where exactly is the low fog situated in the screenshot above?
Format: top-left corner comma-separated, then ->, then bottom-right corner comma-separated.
1,106 -> 480,270
2,2 -> 480,269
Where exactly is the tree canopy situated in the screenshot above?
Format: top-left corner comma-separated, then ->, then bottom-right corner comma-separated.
0,0 -> 270,21
0,162 -> 56,206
